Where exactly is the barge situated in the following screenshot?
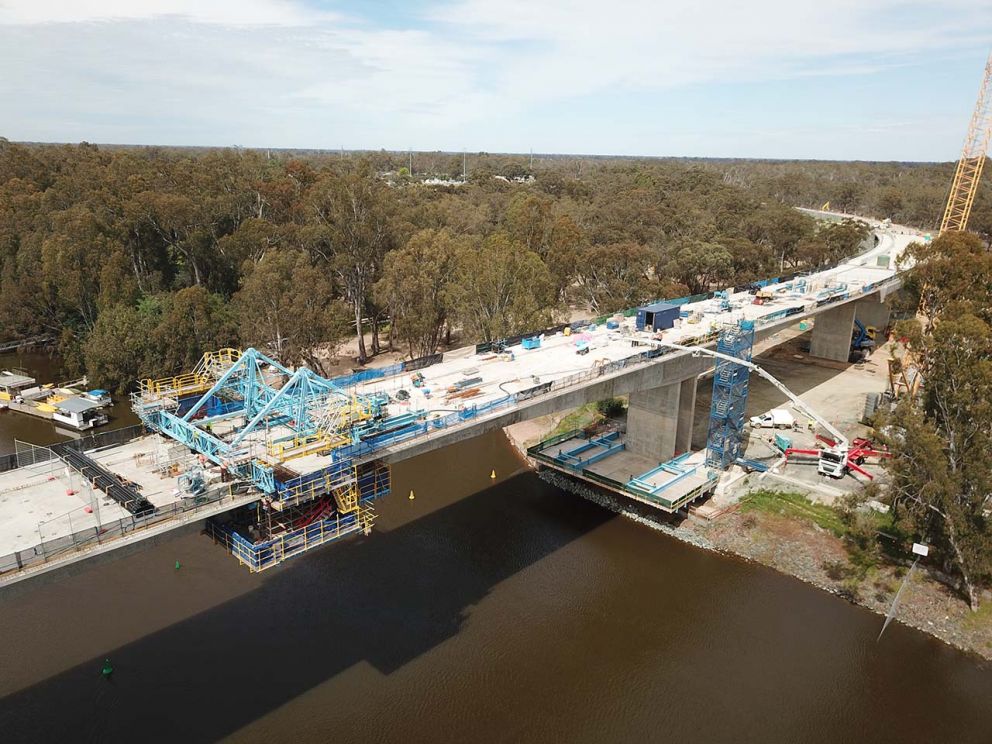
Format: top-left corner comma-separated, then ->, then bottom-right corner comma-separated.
0,371 -> 112,430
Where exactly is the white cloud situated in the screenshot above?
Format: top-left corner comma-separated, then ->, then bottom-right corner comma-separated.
433,0 -> 992,98
0,0 -> 989,157
0,0 -> 326,26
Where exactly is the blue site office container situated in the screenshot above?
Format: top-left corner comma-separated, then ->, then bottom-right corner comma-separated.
635,302 -> 679,332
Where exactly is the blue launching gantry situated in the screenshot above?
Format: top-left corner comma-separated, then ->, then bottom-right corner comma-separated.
133,348 -> 394,571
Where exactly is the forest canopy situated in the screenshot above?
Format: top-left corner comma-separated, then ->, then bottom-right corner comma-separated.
1,138 -> 985,391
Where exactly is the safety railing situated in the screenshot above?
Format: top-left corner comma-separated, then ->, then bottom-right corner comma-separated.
207,504 -> 376,572
0,481 -> 256,580
139,371 -> 212,400
265,431 -> 349,462
196,347 -> 242,375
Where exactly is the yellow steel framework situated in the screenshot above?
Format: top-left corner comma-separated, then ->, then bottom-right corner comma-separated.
940,50 -> 992,234
265,431 -> 350,462
332,467 -> 360,513
138,348 -> 243,401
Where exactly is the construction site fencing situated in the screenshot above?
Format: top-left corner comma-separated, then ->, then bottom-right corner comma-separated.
475,324 -> 570,354
590,227 -> 886,326
329,353 -> 446,389
5,425 -> 147,474
59,424 -> 147,454
0,482 -> 255,580
403,352 -> 443,372
14,440 -> 58,468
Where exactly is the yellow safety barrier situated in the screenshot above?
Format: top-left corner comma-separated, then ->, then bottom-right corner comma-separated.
265,432 -> 349,463
197,348 -> 242,374
139,348 -> 243,401
141,371 -> 212,398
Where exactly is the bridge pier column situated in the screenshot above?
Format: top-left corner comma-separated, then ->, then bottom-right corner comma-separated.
810,303 -> 856,362
855,297 -> 890,331
675,377 -> 696,456
626,380 -> 683,462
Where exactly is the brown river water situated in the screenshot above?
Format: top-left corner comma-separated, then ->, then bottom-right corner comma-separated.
0,350 -> 990,743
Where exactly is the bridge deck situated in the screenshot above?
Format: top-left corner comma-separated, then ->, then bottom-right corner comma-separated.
351,229 -> 914,432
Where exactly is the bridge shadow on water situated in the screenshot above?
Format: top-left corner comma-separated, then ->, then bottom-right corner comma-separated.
0,470 -> 614,743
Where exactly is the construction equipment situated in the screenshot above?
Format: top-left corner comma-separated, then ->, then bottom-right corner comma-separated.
785,435 -> 892,480
642,336 -> 856,478
752,288 -> 775,306
749,409 -> 795,429
851,318 -> 877,353
940,50 -> 992,234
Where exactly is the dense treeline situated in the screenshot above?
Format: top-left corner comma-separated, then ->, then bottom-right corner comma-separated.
4,137 -> 973,391
881,231 -> 992,611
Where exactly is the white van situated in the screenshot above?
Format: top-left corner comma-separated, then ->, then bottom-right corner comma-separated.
749,409 -> 795,429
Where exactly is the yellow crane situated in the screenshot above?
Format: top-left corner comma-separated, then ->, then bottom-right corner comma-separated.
940,51 -> 992,234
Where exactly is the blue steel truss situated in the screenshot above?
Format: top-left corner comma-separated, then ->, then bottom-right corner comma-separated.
182,348 -> 343,431
139,348 -> 373,497
706,321 -> 755,470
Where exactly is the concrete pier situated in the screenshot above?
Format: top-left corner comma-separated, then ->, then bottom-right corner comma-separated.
626,376 -> 697,462
675,377 -> 697,456
855,297 -> 891,330
810,293 -> 890,362
810,302 -> 856,362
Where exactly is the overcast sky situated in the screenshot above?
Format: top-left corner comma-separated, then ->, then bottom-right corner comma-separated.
1,1 -> 990,160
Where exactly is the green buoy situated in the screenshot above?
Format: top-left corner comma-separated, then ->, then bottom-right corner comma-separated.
101,659 -> 113,678
175,560 -> 181,570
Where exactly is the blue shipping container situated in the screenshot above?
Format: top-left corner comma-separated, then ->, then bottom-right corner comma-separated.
635,302 -> 679,332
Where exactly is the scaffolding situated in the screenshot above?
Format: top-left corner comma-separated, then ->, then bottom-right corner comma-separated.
208,462 -> 389,572
705,321 -> 755,470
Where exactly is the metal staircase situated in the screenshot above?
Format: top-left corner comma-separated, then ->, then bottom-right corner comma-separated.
705,321 -> 755,470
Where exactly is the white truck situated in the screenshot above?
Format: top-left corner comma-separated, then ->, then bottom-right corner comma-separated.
749,409 -> 795,429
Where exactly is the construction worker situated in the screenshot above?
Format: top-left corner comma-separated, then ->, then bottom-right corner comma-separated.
807,418 -> 816,432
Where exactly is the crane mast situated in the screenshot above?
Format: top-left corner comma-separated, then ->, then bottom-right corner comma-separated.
940,50 -> 992,234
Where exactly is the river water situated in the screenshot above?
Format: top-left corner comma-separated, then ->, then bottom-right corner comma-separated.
0,350 -> 139,455
0,355 -> 990,743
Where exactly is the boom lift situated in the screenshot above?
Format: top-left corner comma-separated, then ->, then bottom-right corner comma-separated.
643,337 -> 871,478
